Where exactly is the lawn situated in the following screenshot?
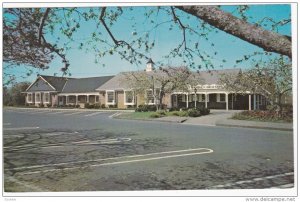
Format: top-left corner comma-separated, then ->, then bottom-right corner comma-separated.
231,110 -> 292,123
117,112 -> 156,120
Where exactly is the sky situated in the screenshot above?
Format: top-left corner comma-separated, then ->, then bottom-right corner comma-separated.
3,4 -> 292,84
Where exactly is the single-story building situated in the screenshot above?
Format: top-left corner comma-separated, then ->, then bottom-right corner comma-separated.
24,60 -> 267,110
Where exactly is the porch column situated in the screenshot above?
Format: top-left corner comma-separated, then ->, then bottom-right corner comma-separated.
75,95 -> 78,105
66,96 -> 68,105
253,94 -> 256,110
205,93 -> 208,108
186,93 -> 189,108
249,94 -> 252,111
87,95 -> 89,103
225,93 -> 229,111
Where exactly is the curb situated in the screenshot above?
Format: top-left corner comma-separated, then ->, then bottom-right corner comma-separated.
215,123 -> 293,131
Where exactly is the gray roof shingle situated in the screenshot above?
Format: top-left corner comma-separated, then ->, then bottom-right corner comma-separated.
96,68 -> 241,90
62,76 -> 114,93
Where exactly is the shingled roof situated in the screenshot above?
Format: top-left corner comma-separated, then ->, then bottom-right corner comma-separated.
199,68 -> 241,85
96,68 -> 241,91
40,75 -> 69,91
61,76 -> 114,93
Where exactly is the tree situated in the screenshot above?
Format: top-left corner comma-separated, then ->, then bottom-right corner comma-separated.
3,82 -> 30,106
219,56 -> 292,116
3,5 -> 291,79
122,66 -> 202,110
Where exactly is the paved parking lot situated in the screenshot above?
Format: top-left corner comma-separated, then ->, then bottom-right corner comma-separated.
3,108 -> 295,193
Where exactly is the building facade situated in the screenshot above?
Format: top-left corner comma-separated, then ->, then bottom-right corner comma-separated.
24,62 -> 267,110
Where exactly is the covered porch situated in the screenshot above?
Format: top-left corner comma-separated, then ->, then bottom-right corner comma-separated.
58,93 -> 100,108
171,92 -> 266,110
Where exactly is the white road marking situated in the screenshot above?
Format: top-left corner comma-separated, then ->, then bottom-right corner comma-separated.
5,176 -> 49,192
4,137 -> 131,151
109,112 -> 121,118
84,111 -> 105,117
3,126 -> 39,131
10,148 -> 213,175
64,111 -> 85,116
72,137 -> 132,145
4,135 -> 25,139
208,172 -> 294,189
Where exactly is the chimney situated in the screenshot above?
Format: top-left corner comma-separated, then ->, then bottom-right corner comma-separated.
146,58 -> 154,72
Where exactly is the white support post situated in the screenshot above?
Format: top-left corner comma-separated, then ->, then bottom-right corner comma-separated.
253,94 -> 256,110
225,93 -> 229,111
249,94 -> 252,111
75,95 -> 78,105
87,95 -> 89,103
186,93 -> 189,108
66,96 -> 68,105
205,93 -> 208,108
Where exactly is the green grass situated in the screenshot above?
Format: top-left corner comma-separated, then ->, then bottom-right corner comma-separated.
117,110 -> 189,120
117,112 -> 156,120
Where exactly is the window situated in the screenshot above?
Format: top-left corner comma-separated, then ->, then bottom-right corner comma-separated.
181,94 -> 185,102
106,91 -> 115,104
220,94 -> 225,102
27,93 -> 32,103
35,92 -> 41,103
217,93 -> 226,102
124,91 -> 134,105
197,94 -> 206,102
44,92 -> 50,103
146,90 -> 154,104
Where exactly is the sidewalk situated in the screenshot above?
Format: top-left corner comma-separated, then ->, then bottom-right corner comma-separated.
215,119 -> 293,131
182,110 -> 293,131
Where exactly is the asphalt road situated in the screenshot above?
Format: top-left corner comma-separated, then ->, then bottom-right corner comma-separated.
3,108 -> 294,192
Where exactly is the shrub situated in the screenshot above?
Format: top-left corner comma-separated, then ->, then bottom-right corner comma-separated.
94,103 -> 100,109
46,104 -> 51,108
198,107 -> 210,115
84,103 -> 90,108
135,104 -> 156,112
187,109 -> 201,117
150,112 -> 162,118
232,110 -> 292,122
101,104 -> 106,108
169,107 -> 180,112
75,105 -> 80,108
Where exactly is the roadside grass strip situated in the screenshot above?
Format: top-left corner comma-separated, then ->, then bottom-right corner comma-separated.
8,148 -> 213,176
3,126 -> 39,131
208,172 -> 294,189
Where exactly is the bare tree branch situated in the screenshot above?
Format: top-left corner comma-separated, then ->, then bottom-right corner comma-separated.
38,8 -> 50,44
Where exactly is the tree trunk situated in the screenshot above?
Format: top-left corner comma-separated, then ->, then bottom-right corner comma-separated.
176,6 -> 292,58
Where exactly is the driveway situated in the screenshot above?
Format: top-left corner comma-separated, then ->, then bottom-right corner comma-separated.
183,110 -> 241,126
3,108 -> 294,194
